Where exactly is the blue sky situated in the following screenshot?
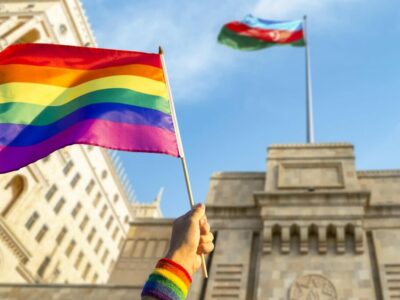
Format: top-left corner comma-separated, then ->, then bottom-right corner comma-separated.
82,0 -> 400,217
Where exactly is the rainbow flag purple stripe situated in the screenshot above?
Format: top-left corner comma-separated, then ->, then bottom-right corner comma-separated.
141,258 -> 192,300
0,43 -> 180,173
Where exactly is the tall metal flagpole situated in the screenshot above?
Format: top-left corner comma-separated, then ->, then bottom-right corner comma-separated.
159,46 -> 208,278
303,15 -> 315,143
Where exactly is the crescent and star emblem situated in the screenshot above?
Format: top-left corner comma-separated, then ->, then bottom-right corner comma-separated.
269,31 -> 280,41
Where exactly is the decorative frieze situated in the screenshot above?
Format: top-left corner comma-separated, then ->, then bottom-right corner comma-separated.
262,223 -> 364,255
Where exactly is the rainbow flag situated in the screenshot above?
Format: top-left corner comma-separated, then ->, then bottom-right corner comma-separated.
218,15 -> 305,51
0,43 -> 180,173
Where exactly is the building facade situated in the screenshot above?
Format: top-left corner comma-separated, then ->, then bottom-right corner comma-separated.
191,143 -> 400,300
0,0 -> 139,284
107,143 -> 400,300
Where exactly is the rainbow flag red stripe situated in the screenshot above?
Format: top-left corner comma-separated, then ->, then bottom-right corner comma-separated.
0,43 -> 180,173
141,258 -> 192,300
218,15 -> 305,51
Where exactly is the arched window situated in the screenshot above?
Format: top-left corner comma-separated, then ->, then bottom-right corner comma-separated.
2,175 -> 26,217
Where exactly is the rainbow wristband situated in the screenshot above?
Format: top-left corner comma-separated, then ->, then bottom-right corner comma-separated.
141,258 -> 192,300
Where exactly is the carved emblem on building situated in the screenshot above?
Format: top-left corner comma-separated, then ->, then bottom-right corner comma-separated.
290,274 -> 337,300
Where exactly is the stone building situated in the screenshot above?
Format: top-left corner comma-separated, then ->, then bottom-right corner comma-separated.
191,143 -> 400,300
107,143 -> 400,300
0,0 -> 160,285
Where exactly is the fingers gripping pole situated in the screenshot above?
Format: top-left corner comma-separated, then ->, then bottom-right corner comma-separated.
159,46 -> 208,278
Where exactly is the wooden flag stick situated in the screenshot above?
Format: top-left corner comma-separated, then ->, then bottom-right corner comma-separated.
159,46 -> 208,278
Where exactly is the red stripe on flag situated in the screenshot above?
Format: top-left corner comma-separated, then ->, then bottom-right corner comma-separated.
225,22 -> 304,44
0,43 -> 162,70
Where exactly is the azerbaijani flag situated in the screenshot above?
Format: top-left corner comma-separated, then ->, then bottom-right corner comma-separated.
218,15 -> 305,51
0,43 -> 180,173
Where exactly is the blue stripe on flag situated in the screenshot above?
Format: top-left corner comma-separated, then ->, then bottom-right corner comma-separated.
242,15 -> 303,31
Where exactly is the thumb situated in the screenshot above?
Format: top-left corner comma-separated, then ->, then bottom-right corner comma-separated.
191,203 -> 205,221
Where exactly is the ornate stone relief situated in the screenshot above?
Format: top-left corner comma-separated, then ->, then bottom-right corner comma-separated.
290,274 -> 337,300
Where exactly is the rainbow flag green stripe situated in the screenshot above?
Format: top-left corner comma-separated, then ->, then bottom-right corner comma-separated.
0,89 -> 170,125
0,43 -> 180,173
141,258 -> 192,300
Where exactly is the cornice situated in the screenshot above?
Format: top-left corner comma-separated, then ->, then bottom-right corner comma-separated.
16,263 -> 36,283
357,169 -> 400,178
254,190 -> 370,207
210,172 -> 265,180
0,218 -> 31,263
268,142 -> 353,149
205,205 -> 260,218
365,204 -> 400,217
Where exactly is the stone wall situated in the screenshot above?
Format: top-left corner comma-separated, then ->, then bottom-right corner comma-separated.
0,284 -> 142,300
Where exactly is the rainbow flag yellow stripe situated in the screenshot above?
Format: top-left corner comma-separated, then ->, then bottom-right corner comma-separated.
0,43 -> 180,173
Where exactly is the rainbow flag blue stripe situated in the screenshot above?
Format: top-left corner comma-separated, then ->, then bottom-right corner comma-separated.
0,43 -> 180,173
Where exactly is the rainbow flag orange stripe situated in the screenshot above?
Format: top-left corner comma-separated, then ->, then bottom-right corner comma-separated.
0,43 -> 180,173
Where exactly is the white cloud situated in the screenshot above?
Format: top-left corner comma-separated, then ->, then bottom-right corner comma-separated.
89,1 -> 253,102
87,0 -> 376,102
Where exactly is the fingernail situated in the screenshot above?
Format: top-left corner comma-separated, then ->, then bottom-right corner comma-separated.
196,203 -> 204,209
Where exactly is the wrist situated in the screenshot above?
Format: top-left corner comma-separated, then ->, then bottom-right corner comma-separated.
141,258 -> 192,299
165,248 -> 195,276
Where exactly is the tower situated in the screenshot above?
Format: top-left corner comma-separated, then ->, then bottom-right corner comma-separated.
193,143 -> 400,299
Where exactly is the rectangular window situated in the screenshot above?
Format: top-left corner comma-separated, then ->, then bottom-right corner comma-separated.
71,202 -> 82,218
65,239 -> 76,257
85,179 -> 95,194
54,197 -> 66,214
74,251 -> 84,269
106,216 -> 113,229
37,256 -> 51,277
56,227 -> 67,244
35,224 -> 49,242
80,215 -> 89,231
112,227 -> 119,240
100,205 -> 107,219
95,239 -> 103,254
83,262 -> 92,280
93,192 -> 101,208
101,249 -> 109,264
70,173 -> 81,188
25,212 -> 39,230
87,227 -> 96,243
63,160 -> 74,175
45,184 -> 57,201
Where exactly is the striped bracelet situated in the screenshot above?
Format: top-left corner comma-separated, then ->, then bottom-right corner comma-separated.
141,258 -> 192,300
